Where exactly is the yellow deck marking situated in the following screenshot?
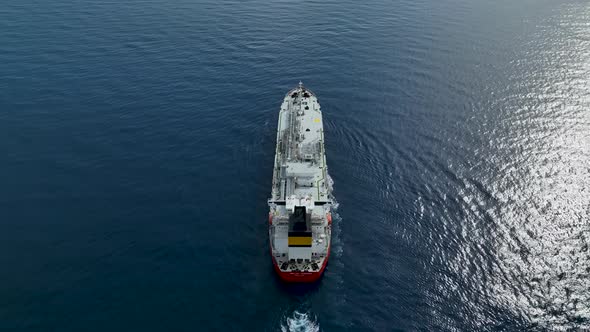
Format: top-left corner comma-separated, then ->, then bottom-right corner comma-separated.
288,236 -> 312,246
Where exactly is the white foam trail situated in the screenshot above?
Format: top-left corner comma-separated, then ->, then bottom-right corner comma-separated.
326,174 -> 343,257
280,311 -> 320,332
326,174 -> 335,193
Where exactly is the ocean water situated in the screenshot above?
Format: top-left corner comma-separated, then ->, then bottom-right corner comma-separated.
1,0 -> 589,330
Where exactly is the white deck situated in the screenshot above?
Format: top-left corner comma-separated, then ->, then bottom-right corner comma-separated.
270,84 -> 329,202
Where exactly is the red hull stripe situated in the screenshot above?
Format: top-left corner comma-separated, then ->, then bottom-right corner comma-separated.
271,247 -> 331,283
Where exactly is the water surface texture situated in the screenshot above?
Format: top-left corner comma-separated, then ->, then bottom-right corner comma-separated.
1,0 -> 589,330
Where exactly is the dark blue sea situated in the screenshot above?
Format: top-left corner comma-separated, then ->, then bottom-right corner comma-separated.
1,0 -> 589,330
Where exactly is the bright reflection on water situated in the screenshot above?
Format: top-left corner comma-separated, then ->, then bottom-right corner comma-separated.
422,3 -> 590,330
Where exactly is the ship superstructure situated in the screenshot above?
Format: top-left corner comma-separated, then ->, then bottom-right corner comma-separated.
268,83 -> 332,282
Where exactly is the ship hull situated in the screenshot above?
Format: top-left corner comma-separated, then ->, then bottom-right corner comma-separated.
268,83 -> 331,283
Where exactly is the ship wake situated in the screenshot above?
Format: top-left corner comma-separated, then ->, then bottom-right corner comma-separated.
280,311 -> 320,332
327,174 -> 343,258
